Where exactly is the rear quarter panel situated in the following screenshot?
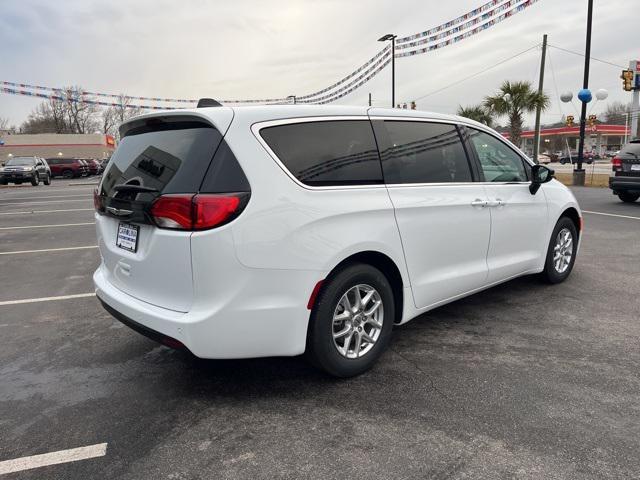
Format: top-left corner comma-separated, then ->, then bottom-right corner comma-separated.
223,112 -> 410,285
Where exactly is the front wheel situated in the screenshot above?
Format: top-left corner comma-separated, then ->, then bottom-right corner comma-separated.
306,263 -> 395,377
541,217 -> 578,284
618,193 -> 639,203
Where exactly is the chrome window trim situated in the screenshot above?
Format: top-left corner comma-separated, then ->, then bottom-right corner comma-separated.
251,115 -> 534,191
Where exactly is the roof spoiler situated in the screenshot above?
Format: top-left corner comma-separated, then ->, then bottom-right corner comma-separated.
197,98 -> 223,108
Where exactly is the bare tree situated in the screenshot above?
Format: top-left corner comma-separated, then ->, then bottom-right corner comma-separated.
62,86 -> 99,134
0,117 -> 9,131
603,101 -> 632,125
101,106 -> 119,136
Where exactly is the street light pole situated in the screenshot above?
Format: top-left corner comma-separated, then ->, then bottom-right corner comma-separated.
378,34 -> 397,108
391,36 -> 396,108
575,0 -> 594,186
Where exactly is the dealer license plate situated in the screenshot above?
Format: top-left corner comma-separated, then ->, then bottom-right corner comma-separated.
116,223 -> 139,253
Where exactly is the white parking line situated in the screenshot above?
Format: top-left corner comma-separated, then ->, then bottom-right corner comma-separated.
0,222 -> 95,231
0,292 -> 96,306
0,194 -> 91,201
0,199 -> 92,206
582,210 -> 640,220
0,443 -> 107,475
0,246 -> 98,255
0,208 -> 94,215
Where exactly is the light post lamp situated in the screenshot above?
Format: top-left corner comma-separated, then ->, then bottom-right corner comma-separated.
378,34 -> 397,108
561,87 -> 608,172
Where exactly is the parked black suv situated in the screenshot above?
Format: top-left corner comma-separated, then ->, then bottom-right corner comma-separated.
0,156 -> 52,186
610,140 -> 640,203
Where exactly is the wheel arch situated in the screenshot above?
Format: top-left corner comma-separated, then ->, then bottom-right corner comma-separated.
560,207 -> 581,238
323,250 -> 405,325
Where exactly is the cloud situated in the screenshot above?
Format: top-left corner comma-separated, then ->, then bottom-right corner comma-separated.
0,0 -> 636,128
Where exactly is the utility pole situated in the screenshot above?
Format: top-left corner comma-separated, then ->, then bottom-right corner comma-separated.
575,0 -> 593,186
631,60 -> 639,141
532,34 -> 548,164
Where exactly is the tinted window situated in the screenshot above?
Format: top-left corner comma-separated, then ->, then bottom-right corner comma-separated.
260,120 -> 383,186
377,121 -> 472,184
100,117 -> 223,199
620,143 -> 640,158
468,129 -> 527,182
200,140 -> 250,193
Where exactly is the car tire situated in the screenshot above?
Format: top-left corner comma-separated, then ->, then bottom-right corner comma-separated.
541,217 -> 578,284
44,174 -> 51,185
0,179 -> 7,185
306,263 -> 395,377
31,173 -> 39,186
62,170 -> 73,179
618,193 -> 639,203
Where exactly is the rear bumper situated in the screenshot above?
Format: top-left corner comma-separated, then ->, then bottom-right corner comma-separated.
609,175 -> 640,194
94,262 -> 320,359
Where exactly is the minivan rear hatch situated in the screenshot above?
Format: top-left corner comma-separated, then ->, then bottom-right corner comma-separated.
95,111 -> 233,312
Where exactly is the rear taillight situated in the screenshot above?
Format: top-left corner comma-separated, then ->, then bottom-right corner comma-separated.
150,193 -> 247,231
93,189 -> 104,213
612,157 -> 622,171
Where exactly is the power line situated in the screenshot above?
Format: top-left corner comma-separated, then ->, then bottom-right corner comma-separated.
411,44 -> 540,102
547,44 -> 626,69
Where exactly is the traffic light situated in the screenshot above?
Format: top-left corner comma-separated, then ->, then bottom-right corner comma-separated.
622,69 -> 634,91
588,114 -> 597,127
566,115 -> 575,127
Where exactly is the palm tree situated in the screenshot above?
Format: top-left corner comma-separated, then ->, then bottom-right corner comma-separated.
483,81 -> 550,146
457,105 -> 495,128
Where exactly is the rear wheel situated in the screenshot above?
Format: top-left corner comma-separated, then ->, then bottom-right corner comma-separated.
541,217 -> 578,284
43,174 -> 51,185
306,263 -> 394,377
618,193 -> 639,203
31,173 -> 39,186
62,169 -> 73,179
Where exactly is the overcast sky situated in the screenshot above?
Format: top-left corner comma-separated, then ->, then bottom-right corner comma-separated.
1,0 -> 636,128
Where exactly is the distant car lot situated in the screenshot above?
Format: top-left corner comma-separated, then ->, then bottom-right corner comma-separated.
0,181 -> 638,479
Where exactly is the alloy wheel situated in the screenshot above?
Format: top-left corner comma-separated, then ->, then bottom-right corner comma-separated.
332,284 -> 384,359
553,227 -> 573,274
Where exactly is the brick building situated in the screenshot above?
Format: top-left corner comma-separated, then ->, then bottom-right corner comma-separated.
0,133 -> 116,161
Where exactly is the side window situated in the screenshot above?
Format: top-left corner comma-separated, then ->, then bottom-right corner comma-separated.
468,129 -> 527,182
259,120 -> 383,186
378,121 -> 472,184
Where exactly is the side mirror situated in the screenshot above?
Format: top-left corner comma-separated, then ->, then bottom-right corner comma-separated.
530,165 -> 554,194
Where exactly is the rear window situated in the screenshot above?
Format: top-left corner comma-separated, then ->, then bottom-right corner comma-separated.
259,120 -> 383,186
99,117 -> 224,199
620,143 -> 640,158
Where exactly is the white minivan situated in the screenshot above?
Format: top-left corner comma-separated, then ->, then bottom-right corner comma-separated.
94,104 -> 581,377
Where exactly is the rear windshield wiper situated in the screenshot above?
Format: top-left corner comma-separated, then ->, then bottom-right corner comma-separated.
113,184 -> 159,194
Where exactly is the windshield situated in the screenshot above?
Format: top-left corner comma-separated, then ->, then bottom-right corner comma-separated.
6,157 -> 36,166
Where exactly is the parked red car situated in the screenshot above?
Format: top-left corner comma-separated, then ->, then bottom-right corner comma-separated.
84,159 -> 102,175
46,158 -> 89,178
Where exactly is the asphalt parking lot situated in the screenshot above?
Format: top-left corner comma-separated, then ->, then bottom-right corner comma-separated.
1,181 -> 639,479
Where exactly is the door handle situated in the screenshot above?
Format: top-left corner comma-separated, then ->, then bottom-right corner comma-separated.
486,199 -> 505,207
471,199 -> 487,208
